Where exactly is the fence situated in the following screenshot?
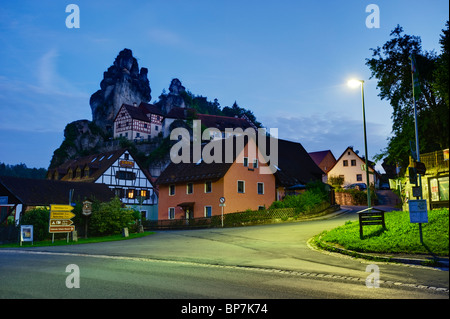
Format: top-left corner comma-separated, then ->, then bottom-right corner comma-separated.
0,225 -> 19,244
143,203 -> 338,230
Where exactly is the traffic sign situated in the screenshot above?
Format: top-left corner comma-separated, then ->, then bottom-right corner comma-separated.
49,226 -> 75,233
49,204 -> 75,234
50,211 -> 75,219
50,204 -> 74,211
50,219 -> 73,226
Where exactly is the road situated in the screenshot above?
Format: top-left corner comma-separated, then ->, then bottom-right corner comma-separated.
0,205 -> 448,303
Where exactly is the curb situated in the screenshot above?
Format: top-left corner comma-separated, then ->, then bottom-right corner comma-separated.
310,234 -> 449,269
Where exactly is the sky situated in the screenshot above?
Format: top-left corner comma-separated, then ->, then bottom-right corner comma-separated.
0,0 -> 448,172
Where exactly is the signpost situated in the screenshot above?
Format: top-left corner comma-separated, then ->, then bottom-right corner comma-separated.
49,204 -> 75,243
219,197 -> 226,227
82,200 -> 92,239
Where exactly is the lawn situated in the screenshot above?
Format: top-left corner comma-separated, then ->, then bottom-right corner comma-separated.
317,208 -> 449,256
0,231 -> 155,248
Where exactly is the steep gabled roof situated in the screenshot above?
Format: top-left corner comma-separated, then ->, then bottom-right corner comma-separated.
328,146 -> 376,173
0,176 -> 114,206
156,137 -> 245,185
115,104 -> 150,123
308,150 -> 336,166
48,149 -> 154,185
139,102 -> 164,116
197,114 -> 254,131
157,136 -> 324,187
273,139 -> 324,187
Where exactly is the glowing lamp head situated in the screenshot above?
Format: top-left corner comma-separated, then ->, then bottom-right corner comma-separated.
348,79 -> 363,88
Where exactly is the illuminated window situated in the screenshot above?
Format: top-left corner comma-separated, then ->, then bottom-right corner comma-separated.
127,189 -> 135,199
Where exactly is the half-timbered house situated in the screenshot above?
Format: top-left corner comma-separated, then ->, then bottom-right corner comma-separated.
47,149 -> 158,220
114,102 -> 164,141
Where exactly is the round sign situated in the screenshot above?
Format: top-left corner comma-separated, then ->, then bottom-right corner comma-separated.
82,200 -> 92,216
219,197 -> 226,204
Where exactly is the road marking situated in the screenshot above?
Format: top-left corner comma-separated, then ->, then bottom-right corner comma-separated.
1,249 -> 448,294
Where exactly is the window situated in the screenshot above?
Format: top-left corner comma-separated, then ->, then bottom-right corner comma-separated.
238,180 -> 245,193
169,185 -> 175,196
253,159 -> 259,168
140,189 -> 149,199
257,182 -> 264,195
258,206 -> 265,211
205,181 -> 212,193
204,206 -> 212,218
351,160 -> 357,166
343,160 -> 348,167
127,189 -> 135,199
168,207 -> 175,219
187,183 -> 193,194
243,157 -> 248,167
356,174 -> 363,181
114,188 -> 124,198
116,171 -> 136,180
430,176 -> 449,202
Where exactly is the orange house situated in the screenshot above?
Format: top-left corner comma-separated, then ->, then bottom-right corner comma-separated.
157,137 -> 276,220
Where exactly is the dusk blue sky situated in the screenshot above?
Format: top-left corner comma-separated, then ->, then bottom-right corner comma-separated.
0,1 -> 448,172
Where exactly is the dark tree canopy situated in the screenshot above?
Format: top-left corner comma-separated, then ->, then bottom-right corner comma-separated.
366,23 -> 449,172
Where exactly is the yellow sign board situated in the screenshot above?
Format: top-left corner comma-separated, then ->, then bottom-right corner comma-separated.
49,204 -> 75,234
50,211 -> 75,220
50,204 -> 74,212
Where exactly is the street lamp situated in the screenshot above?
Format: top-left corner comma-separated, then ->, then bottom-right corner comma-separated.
348,79 -> 371,209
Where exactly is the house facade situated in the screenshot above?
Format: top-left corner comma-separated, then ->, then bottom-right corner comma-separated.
157,137 -> 275,220
308,150 -> 336,183
114,102 -> 163,141
403,149 -> 449,211
327,146 -> 378,188
47,149 -> 158,220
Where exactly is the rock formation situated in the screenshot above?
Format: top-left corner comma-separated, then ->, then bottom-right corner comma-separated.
89,48 -> 151,134
157,78 -> 187,114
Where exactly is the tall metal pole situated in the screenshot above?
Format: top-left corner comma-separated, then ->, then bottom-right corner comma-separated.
411,56 -> 423,244
361,81 -> 371,209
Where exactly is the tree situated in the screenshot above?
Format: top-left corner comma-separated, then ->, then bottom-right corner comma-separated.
366,23 -> 449,171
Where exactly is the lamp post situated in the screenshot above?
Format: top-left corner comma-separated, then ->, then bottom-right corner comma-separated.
348,79 -> 371,209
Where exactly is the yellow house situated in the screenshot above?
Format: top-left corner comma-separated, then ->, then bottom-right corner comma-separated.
327,147 -> 379,188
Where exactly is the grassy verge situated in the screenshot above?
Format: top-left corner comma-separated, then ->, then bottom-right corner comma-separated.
316,208 -> 449,256
0,231 -> 155,248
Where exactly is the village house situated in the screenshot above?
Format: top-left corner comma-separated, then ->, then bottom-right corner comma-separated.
156,134 -> 325,220
47,148 -> 158,220
0,175 -> 114,226
274,139 -> 325,200
113,102 -> 164,141
157,136 -> 275,220
308,150 -> 337,183
403,148 -> 449,211
327,146 -> 379,188
161,107 -> 257,140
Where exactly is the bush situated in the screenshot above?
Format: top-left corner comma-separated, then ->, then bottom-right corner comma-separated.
270,181 -> 329,213
20,208 -> 50,241
89,197 -> 137,236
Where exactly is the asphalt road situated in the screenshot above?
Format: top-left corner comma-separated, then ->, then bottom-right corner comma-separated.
0,206 -> 448,302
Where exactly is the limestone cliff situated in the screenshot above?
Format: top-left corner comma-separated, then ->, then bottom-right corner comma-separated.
89,48 -> 151,134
